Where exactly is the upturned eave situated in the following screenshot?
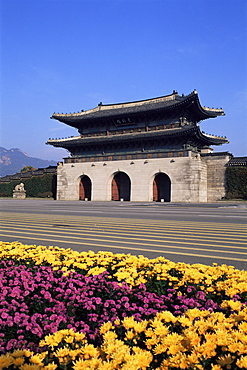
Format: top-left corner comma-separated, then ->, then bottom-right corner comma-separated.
46,126 -> 228,148
51,90 -> 225,128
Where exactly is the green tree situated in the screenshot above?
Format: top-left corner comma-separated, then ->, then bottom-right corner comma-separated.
226,167 -> 247,199
0,174 -> 57,198
20,166 -> 36,173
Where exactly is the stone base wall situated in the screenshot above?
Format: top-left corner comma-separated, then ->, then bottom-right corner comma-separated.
201,153 -> 231,202
56,152 -> 208,202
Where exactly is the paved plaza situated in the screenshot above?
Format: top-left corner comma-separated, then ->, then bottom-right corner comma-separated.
1,199 -> 246,270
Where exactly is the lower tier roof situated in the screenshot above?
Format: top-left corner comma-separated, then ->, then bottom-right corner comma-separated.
47,126 -> 228,152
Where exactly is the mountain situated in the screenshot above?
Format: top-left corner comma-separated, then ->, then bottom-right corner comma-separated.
0,147 -> 57,177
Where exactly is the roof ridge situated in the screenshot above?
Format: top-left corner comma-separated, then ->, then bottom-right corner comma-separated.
51,90 -> 198,117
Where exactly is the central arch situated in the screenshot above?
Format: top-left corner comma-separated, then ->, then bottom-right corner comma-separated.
111,172 -> 131,201
79,175 -> 92,200
153,173 -> 171,202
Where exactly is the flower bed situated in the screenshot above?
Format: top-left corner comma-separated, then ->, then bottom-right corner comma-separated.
0,241 -> 247,369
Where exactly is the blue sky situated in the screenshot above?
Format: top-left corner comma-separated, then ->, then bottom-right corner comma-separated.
1,0 -> 246,161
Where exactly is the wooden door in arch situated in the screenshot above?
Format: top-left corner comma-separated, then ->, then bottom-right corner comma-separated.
153,173 -> 171,202
111,172 -> 131,201
79,175 -> 92,200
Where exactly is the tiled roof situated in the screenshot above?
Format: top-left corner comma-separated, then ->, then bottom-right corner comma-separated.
0,166 -> 57,182
201,152 -> 231,157
227,157 -> 247,166
47,126 -> 228,148
51,90 -> 225,128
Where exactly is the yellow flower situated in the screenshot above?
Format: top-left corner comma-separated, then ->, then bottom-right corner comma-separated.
13,357 -> 25,366
100,322 -> 114,335
0,354 -> 13,369
215,329 -> 232,346
97,363 -> 114,370
145,337 -> 158,350
73,358 -> 100,370
228,342 -> 240,354
207,286 -> 215,292
19,365 -> 42,370
132,320 -> 148,334
130,349 -> 153,368
122,316 -> 136,330
182,331 -> 200,348
185,308 -> 208,321
11,350 -> 26,358
239,321 -> 247,332
74,332 -> 86,342
199,341 -> 217,358
236,355 -> 247,368
162,333 -> 183,347
235,342 -> 247,355
60,329 -> 75,336
81,344 -> 100,359
103,331 -> 118,341
222,300 -> 242,311
169,343 -> 186,356
187,351 -> 200,366
125,330 -> 135,340
179,316 -> 192,327
43,362 -> 57,370
103,339 -> 127,359
87,267 -> 106,275
30,354 -> 46,366
40,332 -> 64,349
54,347 -> 70,361
164,353 -> 189,369
226,287 -> 239,297
64,335 -> 74,344
155,311 -> 176,323
217,354 -> 235,366
154,325 -> 170,338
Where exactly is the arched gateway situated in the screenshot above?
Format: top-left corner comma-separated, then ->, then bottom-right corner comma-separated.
79,175 -> 91,200
48,90 -> 229,202
153,173 -> 171,202
111,172 -> 131,201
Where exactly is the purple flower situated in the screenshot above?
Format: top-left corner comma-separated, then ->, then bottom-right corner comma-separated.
195,291 -> 206,300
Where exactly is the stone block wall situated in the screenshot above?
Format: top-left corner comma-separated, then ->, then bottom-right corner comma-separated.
56,152 -> 209,202
201,153 -> 231,202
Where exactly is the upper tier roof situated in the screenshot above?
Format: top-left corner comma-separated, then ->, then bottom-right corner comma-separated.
51,90 -> 225,128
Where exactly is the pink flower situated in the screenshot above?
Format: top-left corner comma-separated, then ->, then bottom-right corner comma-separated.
44,292 -> 51,300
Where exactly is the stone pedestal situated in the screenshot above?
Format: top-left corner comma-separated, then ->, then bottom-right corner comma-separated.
13,190 -> 26,199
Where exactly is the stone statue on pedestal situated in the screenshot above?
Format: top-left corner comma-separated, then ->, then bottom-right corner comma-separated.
13,183 -> 26,199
